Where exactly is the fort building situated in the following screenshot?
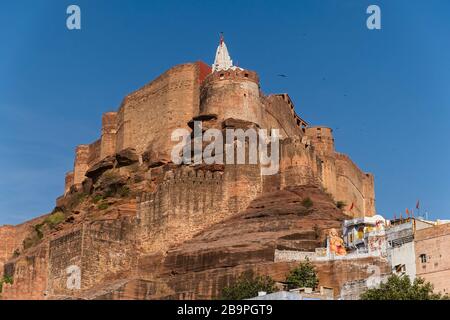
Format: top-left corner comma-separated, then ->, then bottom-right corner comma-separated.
64,36 -> 375,218
1,36 -> 380,300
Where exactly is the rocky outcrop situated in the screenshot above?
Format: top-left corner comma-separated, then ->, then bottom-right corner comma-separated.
85,156 -> 116,181
116,148 -> 139,167
138,185 -> 350,299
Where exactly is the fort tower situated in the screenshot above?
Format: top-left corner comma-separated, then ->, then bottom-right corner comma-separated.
200,35 -> 263,126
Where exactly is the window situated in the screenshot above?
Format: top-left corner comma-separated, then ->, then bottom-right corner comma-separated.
419,254 -> 427,263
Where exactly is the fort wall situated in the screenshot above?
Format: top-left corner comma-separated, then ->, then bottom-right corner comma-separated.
21,216 -> 135,297
73,145 -> 90,186
1,244 -> 48,300
116,62 -> 209,157
46,217 -> 137,296
138,165 -> 262,254
81,217 -> 137,290
47,227 -> 83,296
72,140 -> 102,186
304,127 -> 375,217
101,112 -> 118,159
87,139 -> 101,167
64,172 -> 74,195
68,62 -> 210,189
263,94 -> 307,138
305,126 -> 335,154
0,218 -> 44,280
23,162 -> 264,297
0,226 -> 18,279
335,154 -> 375,217
276,138 -> 320,191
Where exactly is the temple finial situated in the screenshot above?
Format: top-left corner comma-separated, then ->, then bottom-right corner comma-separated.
212,33 -> 233,73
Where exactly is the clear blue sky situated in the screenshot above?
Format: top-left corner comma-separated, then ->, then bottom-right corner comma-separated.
1,0 -> 449,225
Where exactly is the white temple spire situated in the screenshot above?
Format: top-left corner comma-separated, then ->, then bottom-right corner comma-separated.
212,33 -> 235,73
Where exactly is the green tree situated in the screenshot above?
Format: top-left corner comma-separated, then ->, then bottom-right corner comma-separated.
0,275 -> 14,293
221,271 -> 276,300
361,274 -> 447,300
285,259 -> 319,289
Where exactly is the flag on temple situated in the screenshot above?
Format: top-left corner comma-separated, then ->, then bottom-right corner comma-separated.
416,200 -> 420,209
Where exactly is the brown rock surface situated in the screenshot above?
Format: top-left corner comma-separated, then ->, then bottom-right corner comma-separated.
162,185 -> 345,273
79,185 -> 386,300
85,156 -> 116,181
146,185 -> 349,298
116,148 -> 139,167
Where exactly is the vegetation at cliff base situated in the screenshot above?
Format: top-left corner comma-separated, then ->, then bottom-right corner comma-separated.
97,201 -> 109,210
285,259 -> 319,290
22,212 -> 67,250
44,211 -> 66,229
301,197 -> 314,208
221,271 -> 276,300
0,275 -> 14,293
361,274 -> 448,300
92,194 -> 104,203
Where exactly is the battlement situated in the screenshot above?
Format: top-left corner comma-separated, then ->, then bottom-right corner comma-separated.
64,171 -> 74,194
73,144 -> 90,185
263,94 -> 307,138
305,126 -> 335,154
272,94 -> 308,129
138,169 -> 224,204
335,153 -> 370,178
101,112 -> 117,159
334,153 -> 375,217
136,164 -> 262,252
137,168 -> 226,252
102,112 -> 117,131
202,69 -> 259,86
